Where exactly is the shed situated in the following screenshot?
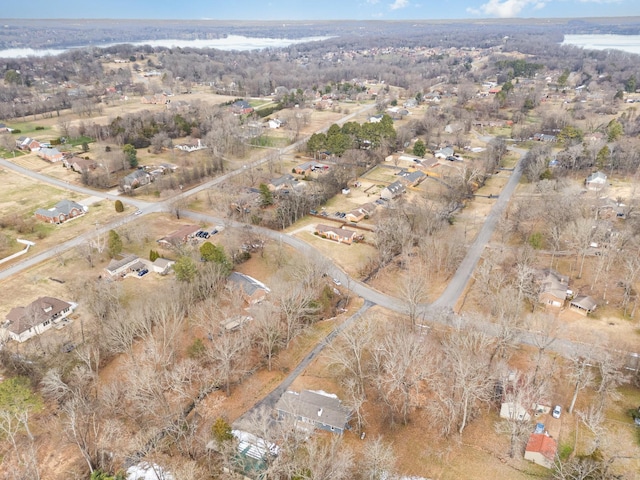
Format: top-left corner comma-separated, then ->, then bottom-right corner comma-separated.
570,295 -> 597,315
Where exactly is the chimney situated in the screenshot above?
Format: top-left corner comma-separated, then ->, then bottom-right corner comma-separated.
317,408 -> 323,417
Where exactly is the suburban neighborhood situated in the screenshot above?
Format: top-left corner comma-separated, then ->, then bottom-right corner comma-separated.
0,15 -> 639,480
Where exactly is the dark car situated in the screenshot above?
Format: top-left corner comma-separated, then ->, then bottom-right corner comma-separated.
138,269 -> 149,277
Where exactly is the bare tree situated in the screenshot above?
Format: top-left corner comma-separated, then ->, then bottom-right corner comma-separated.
495,370 -> 536,458
527,312 -> 560,385
300,435 -> 354,480
567,352 -> 595,414
399,262 -> 430,327
251,302 -> 284,371
206,328 -> 249,397
361,435 -> 397,480
370,323 -> 430,425
431,328 -> 494,436
272,282 -> 318,348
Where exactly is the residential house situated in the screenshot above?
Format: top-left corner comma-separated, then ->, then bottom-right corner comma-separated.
585,171 -> 608,191
3,297 -> 76,343
570,295 -> 597,315
293,161 -> 330,175
315,224 -> 357,245
268,174 -> 297,192
231,100 -> 254,115
524,433 -> 558,469
227,272 -> 270,304
444,123 -> 462,134
424,92 -> 441,103
345,202 -> 377,223
538,269 -> 570,308
27,139 -> 42,151
434,146 -> 454,159
380,180 -> 406,200
15,136 -> 34,150
532,133 -> 557,142
175,139 -> 207,152
151,258 -> 175,275
368,114 -> 384,123
403,98 -> 417,108
141,93 -> 169,105
397,169 -> 426,187
67,157 -> 98,173
268,118 -> 283,129
37,147 -> 64,162
122,169 -> 152,191
157,225 -> 200,247
34,199 -> 87,224
275,389 -> 352,434
105,254 -> 140,277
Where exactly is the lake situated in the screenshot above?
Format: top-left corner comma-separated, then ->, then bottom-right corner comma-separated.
0,34 -> 333,58
562,34 -> 640,55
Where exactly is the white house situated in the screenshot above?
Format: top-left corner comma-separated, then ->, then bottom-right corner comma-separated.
585,171 -> 607,191
3,297 -> 76,343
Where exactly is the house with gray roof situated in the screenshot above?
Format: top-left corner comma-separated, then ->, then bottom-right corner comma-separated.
34,199 -> 87,224
570,295 -> 597,316
105,254 -> 140,277
538,269 -> 570,308
585,171 -> 607,191
380,180 -> 406,200
434,146 -> 454,159
268,174 -> 296,192
122,169 -> 151,191
228,272 -> 270,304
397,169 -> 426,187
275,389 -> 352,434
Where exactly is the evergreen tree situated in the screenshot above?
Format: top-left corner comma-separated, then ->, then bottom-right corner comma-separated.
107,230 -> 122,258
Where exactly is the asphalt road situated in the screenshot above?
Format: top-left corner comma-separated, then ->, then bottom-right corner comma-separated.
233,301 -> 373,430
430,146 -> 525,310
2,120 -> 637,370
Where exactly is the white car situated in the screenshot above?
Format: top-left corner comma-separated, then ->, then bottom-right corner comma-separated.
552,405 -> 562,419
332,278 -> 342,286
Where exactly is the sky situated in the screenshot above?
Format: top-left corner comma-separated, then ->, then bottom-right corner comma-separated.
2,0 -> 639,20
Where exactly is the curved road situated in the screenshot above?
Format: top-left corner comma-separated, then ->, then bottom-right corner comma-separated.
2,125 -> 636,367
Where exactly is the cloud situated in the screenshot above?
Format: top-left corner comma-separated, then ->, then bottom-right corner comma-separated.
468,0 -> 545,17
390,0 -> 410,10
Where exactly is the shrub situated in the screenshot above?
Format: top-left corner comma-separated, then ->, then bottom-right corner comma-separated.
114,200 -> 124,213
11,129 -> 21,134
187,338 -> 206,358
35,126 -> 45,131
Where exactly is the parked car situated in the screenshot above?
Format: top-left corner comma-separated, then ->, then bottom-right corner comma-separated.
310,209 -> 318,215
134,209 -> 143,216
138,269 -> 149,277
211,229 -> 218,235
333,278 -> 342,286
534,423 -> 545,434
552,405 -> 562,419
